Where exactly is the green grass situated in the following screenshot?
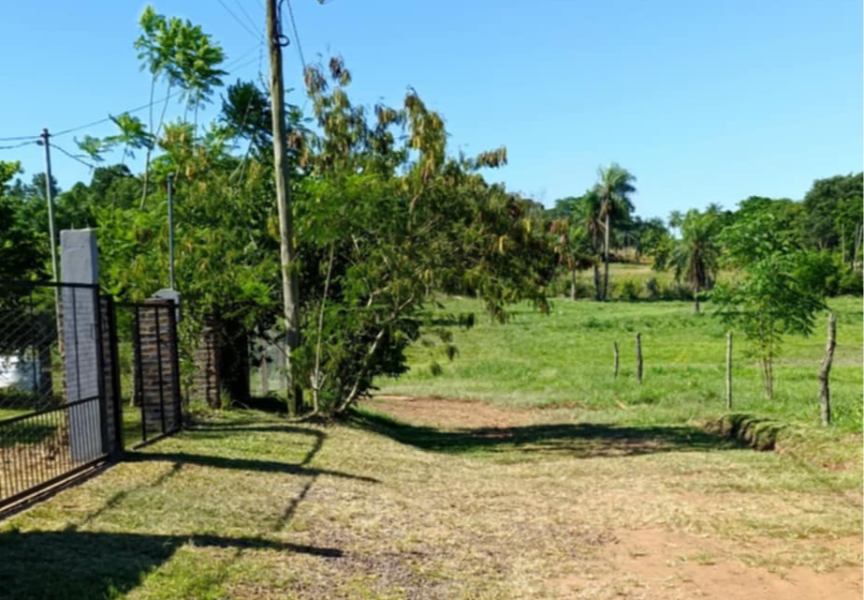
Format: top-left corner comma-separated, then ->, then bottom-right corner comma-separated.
0,287 -> 860,599
376,296 -> 862,468
1,407 -> 860,599
0,407 -> 29,421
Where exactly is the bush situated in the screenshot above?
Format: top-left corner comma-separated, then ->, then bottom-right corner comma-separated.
614,278 -> 642,301
645,277 -> 660,300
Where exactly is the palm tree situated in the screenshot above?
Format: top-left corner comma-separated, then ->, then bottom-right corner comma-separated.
571,190 -> 605,300
672,210 -> 720,312
595,164 -> 636,300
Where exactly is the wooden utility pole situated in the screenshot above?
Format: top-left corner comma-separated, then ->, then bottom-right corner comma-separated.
266,0 -> 302,415
635,333 -> 643,384
818,313 -> 837,426
725,331 -> 733,410
40,129 -> 63,357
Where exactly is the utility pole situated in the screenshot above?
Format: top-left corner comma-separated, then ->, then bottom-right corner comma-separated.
167,174 -> 175,290
40,129 -> 60,287
266,0 -> 302,415
40,129 -> 63,353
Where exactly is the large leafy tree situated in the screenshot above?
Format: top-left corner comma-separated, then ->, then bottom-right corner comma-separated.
595,163 -> 636,300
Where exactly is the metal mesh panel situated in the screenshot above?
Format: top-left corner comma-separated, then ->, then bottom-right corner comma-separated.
0,282 -> 108,508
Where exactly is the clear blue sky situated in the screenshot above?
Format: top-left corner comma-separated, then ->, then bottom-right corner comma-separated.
1,0 -> 861,220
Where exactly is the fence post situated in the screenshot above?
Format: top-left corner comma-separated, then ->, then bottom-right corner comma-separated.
819,313 -> 836,426
613,341 -> 619,379
635,333 -> 643,385
726,331 -> 733,410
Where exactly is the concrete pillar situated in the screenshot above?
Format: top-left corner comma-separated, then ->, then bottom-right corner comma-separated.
60,229 -> 104,462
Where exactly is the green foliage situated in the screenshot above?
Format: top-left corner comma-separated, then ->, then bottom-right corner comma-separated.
712,212 -> 826,398
670,209 -> 721,310
0,161 -> 47,282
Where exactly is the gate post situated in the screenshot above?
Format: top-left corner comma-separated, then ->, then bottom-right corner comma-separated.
100,296 -> 124,457
60,229 -> 103,462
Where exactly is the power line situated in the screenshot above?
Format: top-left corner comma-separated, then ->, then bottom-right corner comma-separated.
232,0 -> 262,35
217,0 -> 264,41
283,0 -> 307,72
0,134 -> 40,142
0,139 -> 38,151
49,142 -> 97,170
0,45 -> 263,142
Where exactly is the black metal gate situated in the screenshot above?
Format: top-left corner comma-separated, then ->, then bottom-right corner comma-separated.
124,300 -> 182,445
0,282 -> 122,511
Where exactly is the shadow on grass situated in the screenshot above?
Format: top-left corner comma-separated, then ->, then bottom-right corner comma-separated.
124,422 -> 379,483
0,530 -> 342,600
350,409 -> 740,458
125,450 -> 379,483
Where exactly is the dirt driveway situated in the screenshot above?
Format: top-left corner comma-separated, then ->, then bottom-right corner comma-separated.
363,395 -> 863,599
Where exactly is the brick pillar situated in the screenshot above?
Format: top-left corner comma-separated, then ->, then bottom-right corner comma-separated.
136,300 -> 181,435
192,316 -> 221,408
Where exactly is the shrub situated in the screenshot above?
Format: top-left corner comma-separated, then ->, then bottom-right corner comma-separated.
615,278 -> 642,301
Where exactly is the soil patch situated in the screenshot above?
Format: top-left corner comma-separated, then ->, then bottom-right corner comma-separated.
366,395 -> 532,429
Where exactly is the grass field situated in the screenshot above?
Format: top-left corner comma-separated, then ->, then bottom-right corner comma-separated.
379,296 -> 863,438
0,292 -> 860,599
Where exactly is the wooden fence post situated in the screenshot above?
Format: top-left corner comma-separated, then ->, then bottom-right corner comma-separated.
613,341 -> 619,379
726,331 -> 733,410
635,333 -> 643,385
818,313 -> 837,426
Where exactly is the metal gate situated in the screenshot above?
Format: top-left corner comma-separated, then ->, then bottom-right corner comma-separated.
0,282 -> 122,511
124,300 -> 182,445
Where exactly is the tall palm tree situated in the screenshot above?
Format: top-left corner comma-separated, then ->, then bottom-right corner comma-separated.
595,164 -> 636,300
672,210 -> 720,312
572,190 -> 605,300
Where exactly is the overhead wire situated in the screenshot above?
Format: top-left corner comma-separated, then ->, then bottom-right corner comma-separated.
48,142 -> 97,170
0,139 -> 38,151
232,0 -> 262,35
0,44 -> 263,143
217,0 -> 264,42
283,0 -> 307,72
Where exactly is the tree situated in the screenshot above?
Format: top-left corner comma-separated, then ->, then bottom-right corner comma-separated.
570,190 -> 604,300
0,162 -> 47,282
550,216 -> 593,300
801,173 -> 863,252
670,209 -> 720,312
133,5 -> 226,206
712,212 -> 825,399
595,164 -> 636,300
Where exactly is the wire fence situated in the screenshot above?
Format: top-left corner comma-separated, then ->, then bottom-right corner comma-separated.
0,282 -> 111,509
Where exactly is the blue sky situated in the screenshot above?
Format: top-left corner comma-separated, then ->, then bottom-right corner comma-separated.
0,0 -> 861,221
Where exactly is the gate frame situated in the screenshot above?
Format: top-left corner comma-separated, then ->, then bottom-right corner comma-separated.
118,298 -> 183,448
0,281 -> 123,514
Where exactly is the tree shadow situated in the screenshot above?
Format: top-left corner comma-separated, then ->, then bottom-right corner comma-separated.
350,410 -> 741,459
0,530 -> 342,600
125,450 -> 379,483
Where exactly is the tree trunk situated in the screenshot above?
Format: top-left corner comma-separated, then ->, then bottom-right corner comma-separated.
725,331 -> 732,410
613,341 -> 619,379
853,223 -> 862,270
841,221 -> 847,265
761,356 -> 774,400
694,288 -> 700,313
260,354 -> 269,395
818,313 -> 836,426
593,263 -> 601,301
635,333 -> 643,384
569,265 -> 577,301
603,213 -> 611,301
267,0 -> 303,415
